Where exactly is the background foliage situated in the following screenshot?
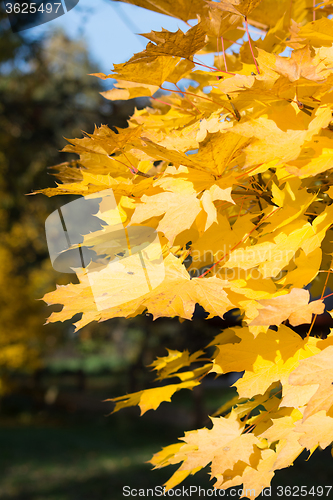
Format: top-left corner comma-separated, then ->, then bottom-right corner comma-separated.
0,3 -> 147,395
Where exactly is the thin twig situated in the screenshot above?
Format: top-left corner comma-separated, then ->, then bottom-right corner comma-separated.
307,266 -> 332,338
175,83 -> 201,114
235,164 -> 264,179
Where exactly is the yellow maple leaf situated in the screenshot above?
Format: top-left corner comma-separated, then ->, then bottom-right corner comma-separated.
145,275 -> 234,320
113,0 -> 208,21
212,325 -> 321,398
63,124 -> 142,158
272,432 -> 305,471
250,288 -> 324,326
207,0 -> 263,17
195,131 -> 250,175
160,410 -> 261,488
108,379 -> 200,415
200,4 -> 241,38
273,45 -> 329,82
231,106 -> 332,166
297,17 -> 333,47
149,348 -> 206,380
294,410 -> 333,450
247,405 -> 307,472
256,407 -> 303,441
251,0 -> 314,29
189,212 -> 255,272
131,191 -> 202,245
276,247 -> 322,289
289,345 -> 333,419
280,381 -> 318,410
100,80 -> 159,100
112,56 -> 182,86
215,449 -> 276,499
130,137 -> 205,170
133,24 -> 207,60
286,136 -> 333,177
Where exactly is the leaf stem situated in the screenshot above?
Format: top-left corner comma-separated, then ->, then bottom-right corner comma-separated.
243,391 -> 282,434
221,37 -> 228,73
150,96 -> 196,115
235,164 -> 264,179
321,290 -> 333,300
122,150 -> 138,174
160,86 -> 237,119
193,57 -> 235,76
245,16 -> 260,75
175,83 -> 201,114
217,38 -> 221,79
108,154 -> 150,177
235,197 -> 246,223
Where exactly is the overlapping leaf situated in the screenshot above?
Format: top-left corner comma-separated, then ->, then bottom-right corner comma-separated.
289,345 -> 333,419
211,325 -> 322,398
251,288 -> 324,326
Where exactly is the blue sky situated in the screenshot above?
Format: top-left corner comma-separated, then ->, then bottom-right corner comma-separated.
19,0 -> 267,90
26,0 -> 191,72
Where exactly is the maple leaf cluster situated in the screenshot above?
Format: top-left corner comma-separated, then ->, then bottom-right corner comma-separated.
37,0 -> 333,496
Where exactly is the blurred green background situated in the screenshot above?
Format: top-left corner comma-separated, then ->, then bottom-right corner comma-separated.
0,3 -> 332,500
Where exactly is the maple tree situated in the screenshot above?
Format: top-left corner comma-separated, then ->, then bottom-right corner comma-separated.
37,0 -> 333,496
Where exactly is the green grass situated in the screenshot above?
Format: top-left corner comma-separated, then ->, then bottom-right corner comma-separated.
0,386 -> 332,500
0,414 -> 177,500
1,411 -> 332,500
